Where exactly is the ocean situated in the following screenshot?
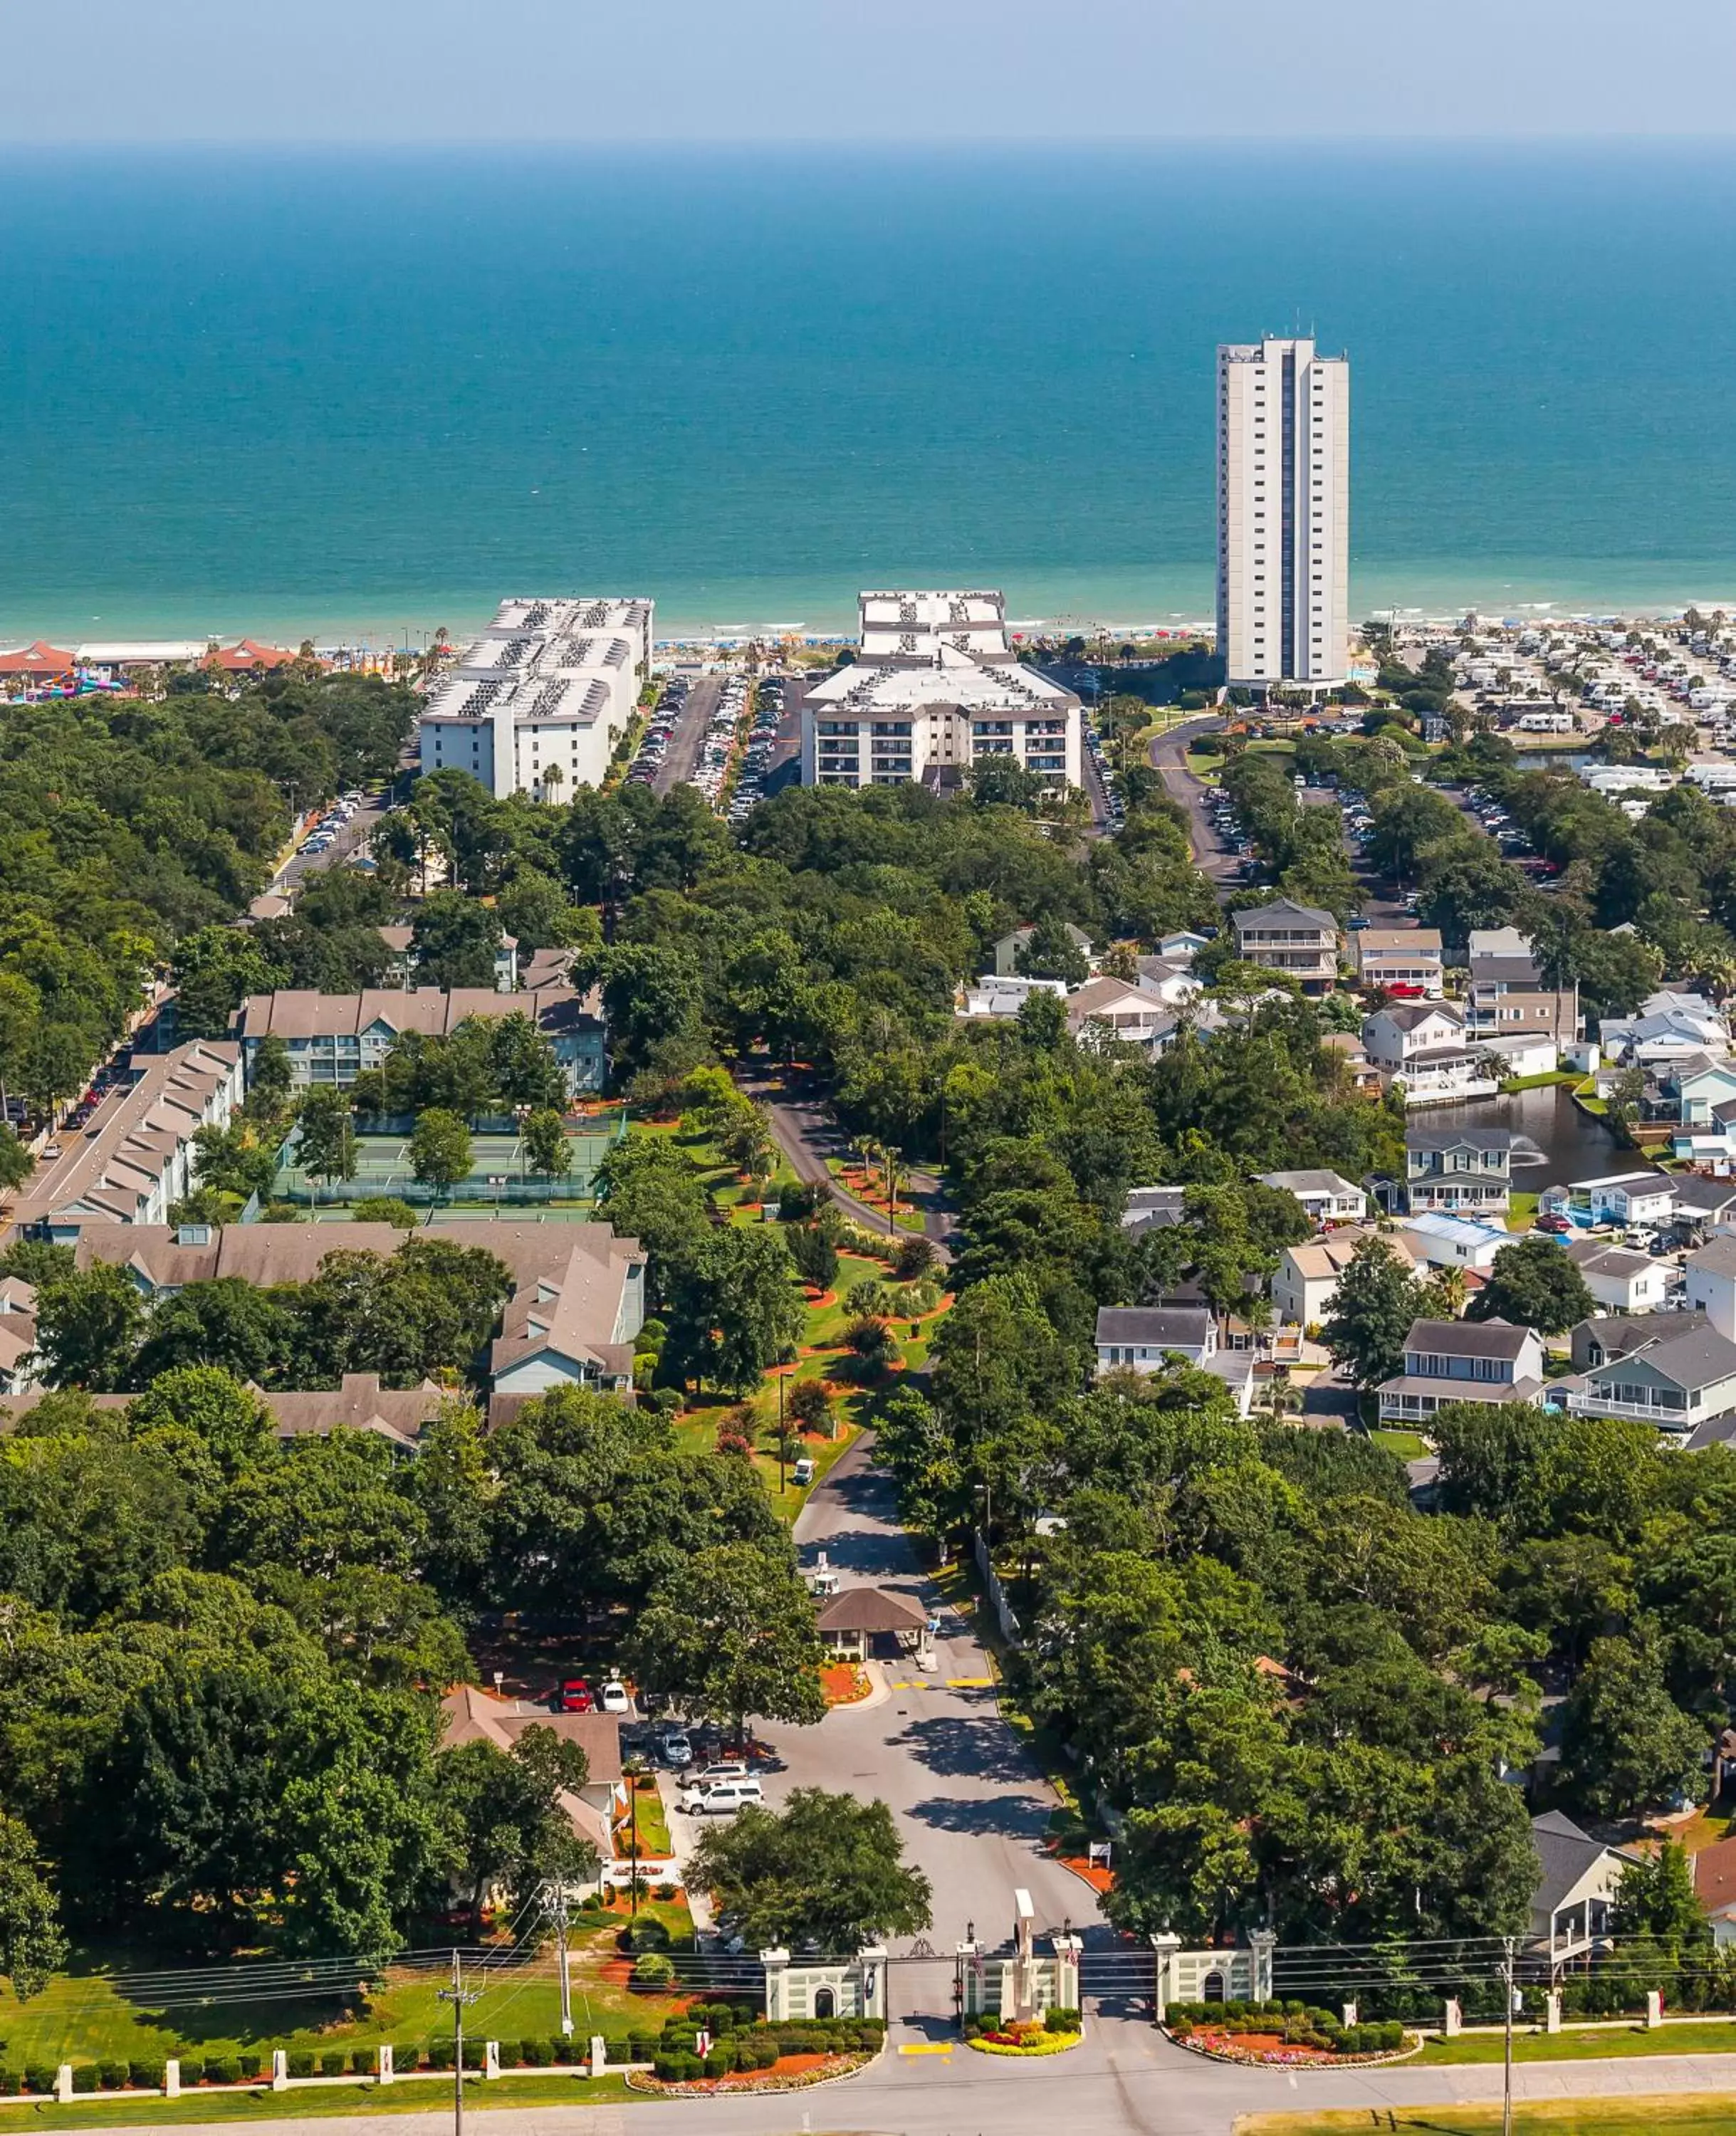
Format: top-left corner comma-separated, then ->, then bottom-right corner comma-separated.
4,144 -> 1736,646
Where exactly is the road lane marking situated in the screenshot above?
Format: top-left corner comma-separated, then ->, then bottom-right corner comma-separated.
946,1675 -> 993,1687
898,2043 -> 953,2056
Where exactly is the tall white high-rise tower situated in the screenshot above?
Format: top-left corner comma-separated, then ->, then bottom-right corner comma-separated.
1215,336 -> 1349,691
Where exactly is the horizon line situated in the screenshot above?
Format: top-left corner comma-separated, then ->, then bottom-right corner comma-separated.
6,132 -> 1736,154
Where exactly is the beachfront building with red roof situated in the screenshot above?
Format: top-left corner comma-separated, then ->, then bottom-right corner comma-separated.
0,641 -> 75,691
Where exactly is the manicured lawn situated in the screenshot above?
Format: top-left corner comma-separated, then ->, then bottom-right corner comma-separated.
1239,2100 -> 1736,2136
620,1776 -> 670,1856
1502,1070 -> 1584,1093
0,1905 -> 700,2068
1419,2019 -> 1736,2065
0,2077 -> 641,2127
1371,1426 -> 1431,1460
1507,1190 -> 1540,1231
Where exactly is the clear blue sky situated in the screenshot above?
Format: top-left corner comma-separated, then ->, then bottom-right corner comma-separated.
4,0 -> 1731,142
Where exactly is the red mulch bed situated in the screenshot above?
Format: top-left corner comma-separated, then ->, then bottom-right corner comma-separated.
1051,1851 -> 1114,1893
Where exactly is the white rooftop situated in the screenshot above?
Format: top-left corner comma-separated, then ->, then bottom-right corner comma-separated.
857,589 -> 1012,661
806,647 -> 1070,714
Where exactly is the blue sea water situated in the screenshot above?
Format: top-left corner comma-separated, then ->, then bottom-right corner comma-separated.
3,145 -> 1736,644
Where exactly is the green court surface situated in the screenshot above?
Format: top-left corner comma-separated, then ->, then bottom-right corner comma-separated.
275,1114 -> 624,1208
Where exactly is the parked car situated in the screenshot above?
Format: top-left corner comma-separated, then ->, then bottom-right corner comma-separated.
679,1776 -> 763,1816
1534,1214 -> 1572,1235
659,1729 -> 694,1769
689,1759 -> 750,1788
556,1678 -> 594,1713
599,1680 -> 632,1714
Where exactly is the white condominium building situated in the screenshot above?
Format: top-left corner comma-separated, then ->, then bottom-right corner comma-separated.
800,589 -> 1082,790
1216,337 -> 1349,691
417,596 -> 654,798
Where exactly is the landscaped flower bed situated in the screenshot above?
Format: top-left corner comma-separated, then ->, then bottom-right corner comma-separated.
962,2009 -> 1082,2055
624,2011 -> 884,2093
1166,1999 -> 1416,2067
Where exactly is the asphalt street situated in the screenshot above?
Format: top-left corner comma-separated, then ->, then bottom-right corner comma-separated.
60,2039 -> 1736,2136
765,1438 -> 1099,1998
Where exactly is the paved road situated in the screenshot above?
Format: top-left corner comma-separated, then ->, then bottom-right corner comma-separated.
1149,717 -> 1238,889
652,679 -> 721,797
70,2041 -> 1736,2136
273,788 -> 394,891
736,1064 -> 955,1262
772,1438 -> 1104,1997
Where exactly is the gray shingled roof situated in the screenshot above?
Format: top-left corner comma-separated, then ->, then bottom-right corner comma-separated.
1531,1811 -> 1636,1918
1404,1126 -> 1515,1153
1096,1307 -> 1212,1348
1406,1316 -> 1532,1359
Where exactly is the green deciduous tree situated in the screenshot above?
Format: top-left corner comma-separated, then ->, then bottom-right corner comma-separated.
1560,1635 -> 1707,1821
0,1813 -> 67,2000
407,1109 -> 473,1198
626,1542 -> 827,1744
686,1788 -> 931,1952
33,1262 -> 147,1390
1320,1237 -> 1422,1391
661,1227 -> 804,1396
1468,1235 -> 1596,1335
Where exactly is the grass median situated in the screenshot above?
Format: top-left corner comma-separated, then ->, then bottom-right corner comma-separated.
1417,2018 -> 1736,2063
1238,2098 -> 1736,2136
0,2076 -> 640,2128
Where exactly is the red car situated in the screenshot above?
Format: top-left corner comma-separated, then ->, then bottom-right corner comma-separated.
557,1679 -> 594,1713
1535,1213 -> 1572,1235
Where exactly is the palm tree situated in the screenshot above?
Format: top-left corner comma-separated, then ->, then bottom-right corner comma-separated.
540,762 -> 565,804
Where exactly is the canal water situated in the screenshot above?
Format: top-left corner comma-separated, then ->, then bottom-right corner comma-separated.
1414,1084 -> 1626,1188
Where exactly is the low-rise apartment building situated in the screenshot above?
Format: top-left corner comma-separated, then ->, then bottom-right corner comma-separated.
1230,899 -> 1339,992
1376,1316 -> 1546,1423
9,1040 -> 244,1231
417,596 -> 654,799
800,591 -> 1082,790
237,987 -> 607,1094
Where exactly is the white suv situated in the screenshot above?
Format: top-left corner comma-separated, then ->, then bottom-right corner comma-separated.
679,1776 -> 763,1816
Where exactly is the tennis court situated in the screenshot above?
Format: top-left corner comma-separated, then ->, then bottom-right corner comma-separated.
275,1112 -> 627,1207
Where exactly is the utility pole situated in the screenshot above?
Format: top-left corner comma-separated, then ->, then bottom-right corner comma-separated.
546,1887 -> 575,2039
436,1950 -> 481,2136
1501,1935 -> 1515,2136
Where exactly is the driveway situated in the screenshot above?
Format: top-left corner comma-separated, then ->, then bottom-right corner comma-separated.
733,1063 -> 955,1262
664,1435 -> 1102,2031
1149,716 -> 1238,889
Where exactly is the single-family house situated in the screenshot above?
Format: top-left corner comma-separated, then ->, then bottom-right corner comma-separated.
1404,1126 -> 1515,1215
1255,1169 -> 1368,1227
1095,1304 -> 1216,1371
1465,979 -> 1579,1046
1065,978 -> 1179,1055
1569,1309 -> 1707,1373
1670,1174 -> 1736,1242
1527,1811 -> 1643,1971
1272,1226 -> 1415,1330
1376,1316 -> 1546,1423
1539,1171 -> 1675,1233
1692,1836 -> 1736,1947
1468,926 -> 1541,979
1320,1030 -> 1384,1096
1230,898 -> 1340,992
1401,1210 -> 1512,1275
1470,1031 -> 1560,1082
1684,1235 -> 1736,1339
1352,927 -> 1445,997
1121,1184 -> 1189,1235
1565,1238 -> 1671,1314
1548,1321 -> 1736,1439
1156,930 -> 1211,965
1362,1000 -> 1465,1070
992,923 -> 1094,978
1094,1305 -> 1254,1415
438,1685 -> 624,1877
1131,956 -> 1205,1007
1600,1002 -> 1728,1068
1364,1002 -> 1500,1105
959,973 -> 1067,1019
